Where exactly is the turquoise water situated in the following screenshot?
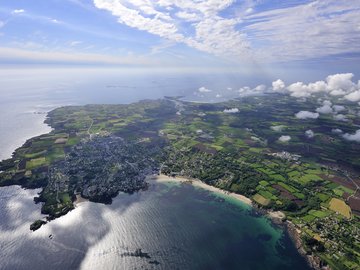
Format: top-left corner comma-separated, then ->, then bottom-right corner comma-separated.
142,181 -> 310,270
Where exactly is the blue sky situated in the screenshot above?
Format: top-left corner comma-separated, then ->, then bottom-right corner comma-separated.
0,0 -> 359,76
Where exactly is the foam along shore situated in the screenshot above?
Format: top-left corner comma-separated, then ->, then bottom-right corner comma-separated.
151,174 -> 252,206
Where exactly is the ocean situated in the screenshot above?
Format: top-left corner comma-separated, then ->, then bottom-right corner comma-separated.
0,68 -> 310,269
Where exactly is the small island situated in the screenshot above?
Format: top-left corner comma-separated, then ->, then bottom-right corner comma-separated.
0,95 -> 359,269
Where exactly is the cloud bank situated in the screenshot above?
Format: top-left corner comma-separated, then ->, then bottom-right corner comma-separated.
272,73 -> 360,102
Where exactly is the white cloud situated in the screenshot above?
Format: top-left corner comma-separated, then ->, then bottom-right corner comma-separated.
333,114 -> 348,122
198,86 -> 211,93
316,104 -> 333,114
254,84 -> 266,92
244,1 -> 360,61
272,79 -> 285,91
0,21 -> 4,28
91,1 -> 360,62
215,94 -> 222,98
344,90 -> 360,102
343,130 -> 360,142
272,73 -> 360,99
287,82 -> 312,98
329,89 -> 346,96
287,81 -> 328,97
271,125 -> 285,132
326,73 -> 356,93
175,11 -> 199,22
224,108 -> 239,113
245,8 -> 254,14
295,111 -> 319,119
333,105 -> 346,113
278,135 -> 291,142
12,9 -> 25,14
332,128 -> 343,134
305,130 -> 314,138
93,0 -> 251,60
238,86 -> 251,93
322,100 -> 332,106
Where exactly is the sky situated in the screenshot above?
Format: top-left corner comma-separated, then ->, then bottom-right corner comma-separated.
0,0 -> 360,78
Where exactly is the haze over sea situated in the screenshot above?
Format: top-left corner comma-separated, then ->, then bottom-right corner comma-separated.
0,68 -> 311,269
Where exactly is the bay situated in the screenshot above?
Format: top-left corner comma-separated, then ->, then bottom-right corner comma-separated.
0,180 -> 310,270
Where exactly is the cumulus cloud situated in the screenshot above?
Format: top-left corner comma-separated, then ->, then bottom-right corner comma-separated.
332,128 -> 343,134
333,114 -> 348,122
270,73 -> 360,100
254,84 -> 266,92
316,103 -> 333,114
215,94 -> 222,98
323,100 -> 332,106
326,73 -> 356,93
333,105 -> 346,113
344,90 -> 360,102
305,130 -> 315,138
278,135 -> 291,142
286,80 -> 328,98
295,111 -> 319,119
287,82 -> 312,98
198,86 -> 211,93
272,79 -> 285,92
343,130 -> 360,142
271,125 -> 285,132
224,108 -> 239,113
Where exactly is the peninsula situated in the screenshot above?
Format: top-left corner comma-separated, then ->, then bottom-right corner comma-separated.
0,95 -> 359,269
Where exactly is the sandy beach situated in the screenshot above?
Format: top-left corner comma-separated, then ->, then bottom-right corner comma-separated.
151,174 -> 253,206
74,194 -> 89,206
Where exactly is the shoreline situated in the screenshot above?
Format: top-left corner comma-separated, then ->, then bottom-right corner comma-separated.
151,174 -> 252,206
151,174 -> 287,222
74,194 -> 89,206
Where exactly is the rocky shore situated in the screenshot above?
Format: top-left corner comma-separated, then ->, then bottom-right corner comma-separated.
286,221 -> 330,270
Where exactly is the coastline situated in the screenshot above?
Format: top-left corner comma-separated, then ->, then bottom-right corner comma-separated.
74,194 -> 89,206
152,174 -> 289,221
151,174 -> 252,206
